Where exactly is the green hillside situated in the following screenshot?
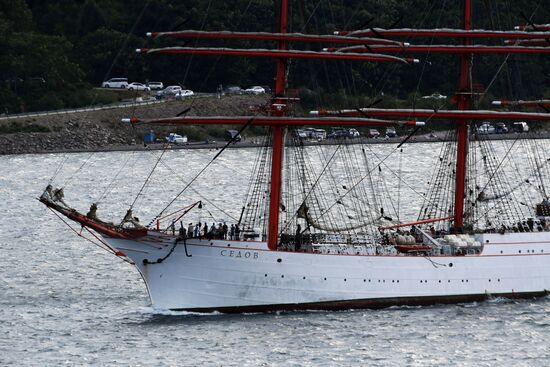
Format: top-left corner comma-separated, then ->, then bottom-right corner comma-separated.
1,0 -> 548,113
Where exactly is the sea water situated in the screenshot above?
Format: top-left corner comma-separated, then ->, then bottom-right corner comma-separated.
1,144 -> 549,366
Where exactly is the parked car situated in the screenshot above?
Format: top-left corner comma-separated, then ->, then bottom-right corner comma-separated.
385,127 -> 397,138
127,82 -> 150,91
295,129 -> 308,140
165,133 -> 187,145
305,128 -> 326,140
224,129 -> 242,142
223,86 -> 243,95
422,92 -> 447,99
477,123 -> 495,134
495,122 -> 508,134
101,78 -> 128,89
328,128 -> 347,139
368,129 -> 380,138
512,121 -> 529,133
175,89 -> 194,99
260,85 -> 272,94
147,81 -> 164,90
244,86 -> 265,95
156,85 -> 182,99
327,128 -> 359,139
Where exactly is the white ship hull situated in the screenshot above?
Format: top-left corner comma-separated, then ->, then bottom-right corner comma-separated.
106,231 -> 550,312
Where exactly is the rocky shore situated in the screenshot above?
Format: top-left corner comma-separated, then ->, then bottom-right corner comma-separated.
1,95 -> 548,155
0,95 -> 267,155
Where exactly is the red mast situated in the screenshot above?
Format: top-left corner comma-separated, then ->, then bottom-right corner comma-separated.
267,0 -> 289,250
454,0 -> 472,230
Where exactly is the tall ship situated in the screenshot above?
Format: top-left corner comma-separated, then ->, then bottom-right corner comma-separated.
41,0 -> 550,312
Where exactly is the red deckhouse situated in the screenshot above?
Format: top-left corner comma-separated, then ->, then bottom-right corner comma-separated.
128,0 -> 550,250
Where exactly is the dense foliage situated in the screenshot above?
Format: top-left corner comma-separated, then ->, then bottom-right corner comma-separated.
1,0 -> 548,113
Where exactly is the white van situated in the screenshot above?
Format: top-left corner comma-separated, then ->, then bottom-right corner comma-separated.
101,78 -> 128,88
512,121 -> 529,133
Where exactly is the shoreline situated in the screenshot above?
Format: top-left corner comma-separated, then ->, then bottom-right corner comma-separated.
4,130 -> 549,156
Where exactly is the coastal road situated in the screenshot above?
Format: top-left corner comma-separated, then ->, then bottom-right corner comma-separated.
0,99 -> 165,121
0,93 -> 216,122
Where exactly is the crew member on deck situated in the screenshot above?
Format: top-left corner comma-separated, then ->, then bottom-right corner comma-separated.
203,222 -> 209,238
121,209 -> 144,228
230,224 -> 235,240
87,203 -> 98,220
295,224 -> 302,251
222,223 -> 228,239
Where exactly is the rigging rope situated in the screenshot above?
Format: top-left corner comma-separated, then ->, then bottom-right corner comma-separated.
96,150 -> 137,204
48,0 -> 153,188
148,118 -> 256,228
129,147 -> 168,211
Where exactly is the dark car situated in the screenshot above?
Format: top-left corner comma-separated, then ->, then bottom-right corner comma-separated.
223,86 -> 243,95
495,122 -> 508,134
368,129 -> 380,138
385,127 -> 397,138
224,129 -> 242,142
328,128 -> 349,139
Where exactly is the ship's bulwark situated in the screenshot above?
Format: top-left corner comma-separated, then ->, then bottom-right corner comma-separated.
106,231 -> 550,312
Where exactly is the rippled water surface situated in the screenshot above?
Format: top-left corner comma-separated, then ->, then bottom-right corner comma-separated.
1,145 -> 549,366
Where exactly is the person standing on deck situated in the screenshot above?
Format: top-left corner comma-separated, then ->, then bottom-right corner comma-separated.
188,223 -> 194,238
295,224 -> 302,251
217,223 -> 223,239
230,224 -> 235,240
194,223 -> 200,238
222,223 -> 228,239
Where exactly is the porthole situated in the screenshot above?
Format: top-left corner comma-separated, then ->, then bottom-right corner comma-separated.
264,274 -> 267,277
449,263 -> 453,267
344,278 -> 347,282
303,276 -> 306,280
369,279 -> 372,283
466,279 -> 469,282
448,280 -> 451,283
227,244 -> 231,247
498,279 -> 501,282
420,280 -> 423,283
383,280 -> 386,283
397,280 -> 399,283
438,280 -> 441,283
392,280 -> 395,283
519,250 -> 522,253
489,279 -> 491,282
324,277 -> 327,281
281,275 -> 284,278
378,280 -> 381,283
461,280 -> 464,283
500,250 -> 503,254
